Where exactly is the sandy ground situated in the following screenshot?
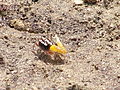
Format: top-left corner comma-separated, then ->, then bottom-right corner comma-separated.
0,0 -> 120,90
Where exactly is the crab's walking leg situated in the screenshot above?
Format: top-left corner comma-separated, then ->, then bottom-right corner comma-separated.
32,42 -> 39,55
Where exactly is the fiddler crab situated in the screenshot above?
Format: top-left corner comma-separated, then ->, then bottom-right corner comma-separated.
33,35 -> 67,56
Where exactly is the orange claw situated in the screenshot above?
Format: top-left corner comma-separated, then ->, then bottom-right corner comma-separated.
50,45 -> 67,54
49,35 -> 67,54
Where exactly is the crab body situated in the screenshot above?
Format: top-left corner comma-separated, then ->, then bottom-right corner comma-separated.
34,36 -> 67,55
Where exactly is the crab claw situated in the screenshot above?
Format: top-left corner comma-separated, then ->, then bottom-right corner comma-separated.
50,35 -> 67,54
50,45 -> 67,54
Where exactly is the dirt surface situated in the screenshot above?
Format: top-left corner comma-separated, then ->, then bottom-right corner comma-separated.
0,0 -> 120,90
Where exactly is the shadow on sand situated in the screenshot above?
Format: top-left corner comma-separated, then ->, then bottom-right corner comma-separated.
34,50 -> 65,65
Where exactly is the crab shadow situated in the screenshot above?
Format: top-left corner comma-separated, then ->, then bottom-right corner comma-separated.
34,50 -> 65,65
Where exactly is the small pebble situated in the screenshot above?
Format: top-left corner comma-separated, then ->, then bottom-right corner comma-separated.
9,19 -> 25,30
74,0 -> 84,5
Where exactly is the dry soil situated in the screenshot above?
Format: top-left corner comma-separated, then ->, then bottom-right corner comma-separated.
0,0 -> 120,90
